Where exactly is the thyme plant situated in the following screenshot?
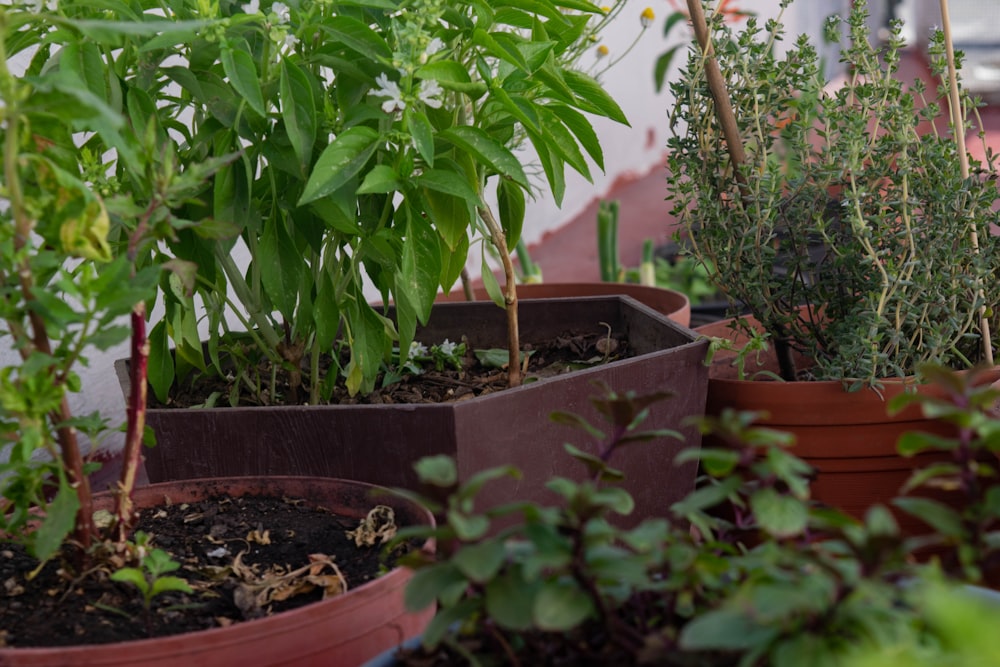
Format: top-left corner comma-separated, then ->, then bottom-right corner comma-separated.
666,1 -> 999,385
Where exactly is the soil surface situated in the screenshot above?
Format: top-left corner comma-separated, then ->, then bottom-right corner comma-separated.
159,330 -> 630,408
0,494 -> 414,648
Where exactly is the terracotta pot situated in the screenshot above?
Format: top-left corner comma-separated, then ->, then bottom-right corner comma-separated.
436,282 -> 691,328
118,297 -> 709,526
0,476 -> 434,667
695,315 -> 1000,532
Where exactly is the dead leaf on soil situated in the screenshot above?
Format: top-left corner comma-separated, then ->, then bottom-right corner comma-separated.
231,551 -> 347,618
345,505 -> 397,547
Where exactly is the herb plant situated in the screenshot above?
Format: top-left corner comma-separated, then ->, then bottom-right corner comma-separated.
0,0 -> 218,572
78,0 -> 652,406
387,374 -> 1000,665
666,0 -> 999,385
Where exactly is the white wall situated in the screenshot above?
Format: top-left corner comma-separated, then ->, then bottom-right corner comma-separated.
3,0 -> 847,460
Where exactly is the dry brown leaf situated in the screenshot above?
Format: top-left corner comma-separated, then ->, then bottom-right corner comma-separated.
345,505 -> 397,547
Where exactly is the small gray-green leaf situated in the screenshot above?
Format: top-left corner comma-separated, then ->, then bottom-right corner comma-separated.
750,487 -> 808,538
532,580 -> 594,631
453,540 -> 506,583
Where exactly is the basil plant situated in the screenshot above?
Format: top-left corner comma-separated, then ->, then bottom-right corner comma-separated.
80,0 -> 643,405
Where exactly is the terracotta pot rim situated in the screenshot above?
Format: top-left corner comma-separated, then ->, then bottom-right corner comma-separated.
3,475 -> 433,659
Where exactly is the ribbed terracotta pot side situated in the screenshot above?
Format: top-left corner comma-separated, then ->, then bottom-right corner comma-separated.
0,477 -> 434,667
437,282 -> 692,328
695,315 -> 1000,531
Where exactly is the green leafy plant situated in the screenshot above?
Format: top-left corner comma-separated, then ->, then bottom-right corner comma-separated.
0,4 -> 222,563
666,0 -> 999,385
889,363 -> 1000,583
73,0 -> 656,406
387,381 -> 1000,665
108,531 -> 194,635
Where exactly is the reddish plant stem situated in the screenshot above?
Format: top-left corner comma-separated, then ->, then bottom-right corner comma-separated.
114,303 -> 149,542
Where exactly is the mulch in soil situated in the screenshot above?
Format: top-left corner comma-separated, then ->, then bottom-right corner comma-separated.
159,329 -> 630,409
0,493 -> 414,648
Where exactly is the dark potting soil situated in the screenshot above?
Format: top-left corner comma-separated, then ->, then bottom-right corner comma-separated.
160,329 -> 630,409
0,494 -> 414,648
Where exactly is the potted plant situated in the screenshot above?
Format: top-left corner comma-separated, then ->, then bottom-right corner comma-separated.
0,7 -> 431,664
663,0 -> 1000,523
364,381 -> 1000,666
104,0 -> 710,517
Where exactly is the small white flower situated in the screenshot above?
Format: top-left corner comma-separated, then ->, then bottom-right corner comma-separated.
426,38 -> 444,56
283,33 -> 299,50
408,341 -> 429,359
272,1 -> 290,23
372,72 -> 406,113
417,79 -> 443,109
242,0 -> 260,14
438,339 -> 457,356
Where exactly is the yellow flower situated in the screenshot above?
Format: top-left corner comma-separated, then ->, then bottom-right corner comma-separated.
640,7 -> 654,28
600,5 -> 610,12
596,44 -> 609,58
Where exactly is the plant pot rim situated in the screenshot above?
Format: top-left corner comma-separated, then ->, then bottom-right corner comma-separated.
120,295 -> 703,413
0,475 -> 433,661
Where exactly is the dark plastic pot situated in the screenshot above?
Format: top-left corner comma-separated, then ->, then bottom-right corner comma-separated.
436,281 -> 692,328
117,297 -> 710,524
0,476 -> 434,667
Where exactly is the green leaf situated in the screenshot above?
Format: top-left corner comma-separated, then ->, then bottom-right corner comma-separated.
406,108 -> 435,167
536,105 -> 590,181
414,455 -> 458,486
33,483 -> 80,562
280,59 -> 317,171
897,431 -> 958,457
562,68 -> 628,125
492,86 -> 540,133
532,580 -> 594,631
750,488 -> 808,538
110,568 -> 149,592
313,271 -> 341,350
892,497 -> 964,537
415,169 -> 482,206
146,320 -> 174,406
447,510 -> 490,541
404,563 -> 468,612
150,575 -> 193,597
485,570 -> 541,630
497,178 -> 526,249
221,45 -> 265,117
299,126 -> 379,205
402,206 -> 442,318
258,216 -> 304,321
473,27 -> 530,72
357,165 -> 403,194
453,540 -> 506,583
546,103 -> 604,170
320,16 -> 392,61
440,126 -> 529,189
440,232 -> 470,292
680,607 -> 779,651
480,251 -> 505,308
421,599 -> 480,649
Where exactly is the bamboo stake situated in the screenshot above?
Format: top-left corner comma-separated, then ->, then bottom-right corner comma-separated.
685,0 -> 747,192
938,0 -> 994,365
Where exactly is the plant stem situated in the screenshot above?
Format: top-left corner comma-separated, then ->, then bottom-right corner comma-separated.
114,303 -> 148,541
477,204 -> 521,387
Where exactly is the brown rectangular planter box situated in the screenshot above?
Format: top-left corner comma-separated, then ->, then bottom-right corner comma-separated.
117,296 -> 709,522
